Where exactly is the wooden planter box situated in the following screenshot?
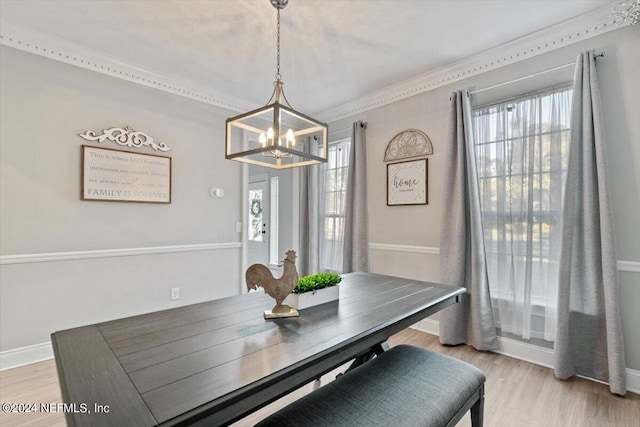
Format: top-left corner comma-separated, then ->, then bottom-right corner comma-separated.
284,286 -> 339,310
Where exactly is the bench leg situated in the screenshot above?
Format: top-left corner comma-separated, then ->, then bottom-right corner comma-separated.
471,384 -> 484,427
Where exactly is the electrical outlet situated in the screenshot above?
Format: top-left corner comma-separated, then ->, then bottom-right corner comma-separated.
235,221 -> 242,233
170,287 -> 180,300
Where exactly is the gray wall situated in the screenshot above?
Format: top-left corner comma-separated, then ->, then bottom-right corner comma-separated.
0,46 -> 243,352
330,26 -> 640,370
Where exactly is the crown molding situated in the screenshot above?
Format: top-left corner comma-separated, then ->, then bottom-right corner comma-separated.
0,3 -> 628,122
0,20 -> 258,114
314,3 -> 627,123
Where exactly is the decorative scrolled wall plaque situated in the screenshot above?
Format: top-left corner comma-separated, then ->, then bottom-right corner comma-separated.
79,125 -> 172,152
383,129 -> 433,162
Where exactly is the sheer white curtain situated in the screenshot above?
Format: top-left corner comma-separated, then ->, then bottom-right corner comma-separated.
319,139 -> 350,273
300,137 -> 351,275
472,86 -> 572,341
300,122 -> 365,275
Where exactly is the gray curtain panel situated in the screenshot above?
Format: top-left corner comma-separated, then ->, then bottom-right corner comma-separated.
554,52 -> 626,396
343,121 -> 369,273
439,90 -> 498,351
299,163 -> 321,277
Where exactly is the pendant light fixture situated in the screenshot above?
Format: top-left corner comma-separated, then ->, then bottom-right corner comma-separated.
225,0 -> 328,169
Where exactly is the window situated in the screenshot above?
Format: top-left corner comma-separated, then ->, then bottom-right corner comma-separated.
248,188 -> 264,242
320,138 -> 350,272
472,85 -> 572,341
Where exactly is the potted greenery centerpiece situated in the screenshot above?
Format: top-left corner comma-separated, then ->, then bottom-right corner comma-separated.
283,273 -> 342,310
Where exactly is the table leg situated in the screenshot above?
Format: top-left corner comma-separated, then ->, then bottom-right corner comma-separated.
338,341 -> 390,378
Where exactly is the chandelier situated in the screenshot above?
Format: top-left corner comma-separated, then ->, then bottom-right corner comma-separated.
225,0 -> 328,169
612,0 -> 639,25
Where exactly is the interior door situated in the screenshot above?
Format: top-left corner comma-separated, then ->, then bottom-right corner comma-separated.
248,179 -> 269,267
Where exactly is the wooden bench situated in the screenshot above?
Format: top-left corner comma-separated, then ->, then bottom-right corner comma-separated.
256,344 -> 485,427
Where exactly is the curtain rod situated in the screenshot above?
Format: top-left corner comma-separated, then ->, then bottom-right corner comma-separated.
469,52 -> 604,96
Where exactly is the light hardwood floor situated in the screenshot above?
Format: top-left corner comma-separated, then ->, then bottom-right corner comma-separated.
0,329 -> 637,427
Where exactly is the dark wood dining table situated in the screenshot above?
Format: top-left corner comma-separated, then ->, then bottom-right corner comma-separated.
51,272 -> 464,426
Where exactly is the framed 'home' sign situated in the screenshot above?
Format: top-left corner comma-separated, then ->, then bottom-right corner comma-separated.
81,145 -> 171,203
387,159 -> 428,206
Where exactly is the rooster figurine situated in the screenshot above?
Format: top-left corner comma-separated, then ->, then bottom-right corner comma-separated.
246,250 -> 299,319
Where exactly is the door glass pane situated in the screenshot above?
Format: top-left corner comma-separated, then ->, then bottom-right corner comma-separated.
249,189 -> 263,242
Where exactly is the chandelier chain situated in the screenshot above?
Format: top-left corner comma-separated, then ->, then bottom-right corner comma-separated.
276,8 -> 282,81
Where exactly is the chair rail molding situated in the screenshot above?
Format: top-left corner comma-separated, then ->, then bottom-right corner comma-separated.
618,260 -> 640,273
369,243 -> 640,274
0,242 -> 242,265
0,3 -> 625,122
369,242 -> 439,255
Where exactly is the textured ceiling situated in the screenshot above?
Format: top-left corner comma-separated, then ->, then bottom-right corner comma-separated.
0,0 -> 612,115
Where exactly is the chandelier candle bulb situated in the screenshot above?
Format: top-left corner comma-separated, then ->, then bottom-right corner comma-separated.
286,129 -> 295,146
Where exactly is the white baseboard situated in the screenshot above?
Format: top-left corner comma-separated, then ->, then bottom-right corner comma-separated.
626,369 -> 640,395
0,341 -> 53,371
414,318 -> 441,335
411,319 -> 640,395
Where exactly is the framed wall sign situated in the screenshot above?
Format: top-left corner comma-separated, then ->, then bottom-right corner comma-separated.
387,159 -> 428,206
81,145 -> 171,203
